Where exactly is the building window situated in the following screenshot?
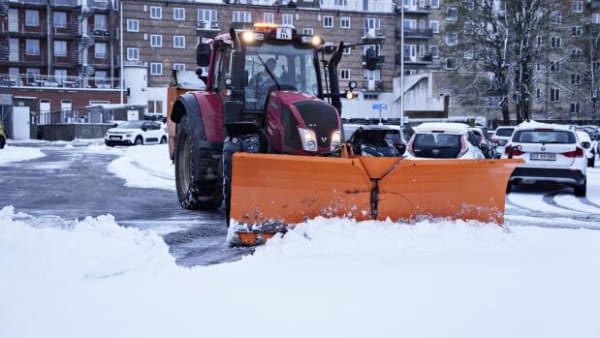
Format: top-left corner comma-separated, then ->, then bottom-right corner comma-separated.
127,48 -> 139,61
54,40 -> 67,57
550,88 -> 560,102
430,0 -> 439,8
430,20 -> 439,33
95,42 -> 106,58
53,12 -> 67,28
150,6 -> 162,19
282,14 -> 293,25
446,32 -> 458,46
464,49 -> 474,59
54,69 -> 67,84
340,16 -> 351,29
446,58 -> 457,70
572,1 -> 583,13
340,68 -> 350,80
447,7 -> 458,21
343,46 -> 352,55
323,16 -> 334,28
550,61 -> 560,72
150,63 -> 163,76
94,14 -> 107,30
571,48 -> 582,57
572,26 -> 582,36
551,11 -> 561,24
550,36 -> 561,48
535,62 -> 542,72
173,8 -> 185,21
571,73 -> 581,84
127,19 -> 139,32
232,11 -> 252,23
363,69 -> 381,80
570,102 -> 580,113
173,63 -> 186,72
148,100 -> 163,114
264,12 -> 274,23
334,0 -> 347,5
364,18 -> 381,30
173,36 -> 185,48
150,34 -> 163,47
429,45 -> 439,58
302,28 -> 314,35
536,88 -> 542,99
26,39 -> 40,55
198,9 -> 217,22
26,10 -> 39,26
536,35 -> 543,48
594,13 -> 600,24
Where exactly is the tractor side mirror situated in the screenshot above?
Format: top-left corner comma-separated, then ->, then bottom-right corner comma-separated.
196,43 -> 211,67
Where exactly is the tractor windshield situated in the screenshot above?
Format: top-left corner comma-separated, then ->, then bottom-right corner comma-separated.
244,43 -> 318,110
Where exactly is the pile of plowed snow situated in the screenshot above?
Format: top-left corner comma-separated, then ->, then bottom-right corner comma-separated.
2,207 -> 600,338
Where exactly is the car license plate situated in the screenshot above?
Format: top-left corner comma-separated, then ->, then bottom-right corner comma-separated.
530,152 -> 556,161
109,135 -> 121,140
276,27 -> 292,40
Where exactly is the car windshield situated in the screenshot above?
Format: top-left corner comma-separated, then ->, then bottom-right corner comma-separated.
513,130 -> 576,144
118,121 -> 145,129
414,133 -> 461,147
495,128 -> 514,137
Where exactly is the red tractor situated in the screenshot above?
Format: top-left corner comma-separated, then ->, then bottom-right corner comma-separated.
168,23 -> 521,245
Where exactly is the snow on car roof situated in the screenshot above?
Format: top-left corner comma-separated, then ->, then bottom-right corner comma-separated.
413,122 -> 470,134
515,120 -> 573,131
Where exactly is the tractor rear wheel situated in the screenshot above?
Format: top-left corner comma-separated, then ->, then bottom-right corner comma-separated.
175,114 -> 222,210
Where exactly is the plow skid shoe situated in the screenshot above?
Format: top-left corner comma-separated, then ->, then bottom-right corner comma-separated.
229,153 -> 522,245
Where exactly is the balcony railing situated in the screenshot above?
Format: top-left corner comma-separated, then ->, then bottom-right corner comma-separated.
395,4 -> 433,14
399,28 -> 434,39
88,0 -> 111,10
395,54 -> 434,65
0,73 -> 122,90
37,109 -> 114,125
9,0 -> 47,6
196,21 -> 220,30
50,0 -> 79,7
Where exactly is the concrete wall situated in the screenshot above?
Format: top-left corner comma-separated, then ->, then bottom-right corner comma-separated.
37,124 -> 113,141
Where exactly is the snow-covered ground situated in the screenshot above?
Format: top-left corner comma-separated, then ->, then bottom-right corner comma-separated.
2,142 -> 600,338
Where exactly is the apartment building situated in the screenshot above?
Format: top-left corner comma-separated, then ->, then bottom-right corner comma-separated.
0,0 -> 124,135
433,0 -> 600,124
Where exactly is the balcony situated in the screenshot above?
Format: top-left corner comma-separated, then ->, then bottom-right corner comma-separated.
395,4 -> 433,15
362,28 -> 385,41
1,24 -> 47,37
398,28 -> 434,40
364,79 -> 384,92
395,54 -> 434,66
361,55 -> 385,69
50,0 -> 80,8
8,0 -> 47,7
196,21 -> 220,31
91,28 -> 114,40
88,0 -> 111,11
0,72 -> 122,90
52,23 -> 80,38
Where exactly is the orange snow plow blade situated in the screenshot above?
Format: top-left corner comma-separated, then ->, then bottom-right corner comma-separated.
229,153 -> 522,245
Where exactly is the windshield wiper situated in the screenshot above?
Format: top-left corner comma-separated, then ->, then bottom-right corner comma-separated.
255,53 -> 281,90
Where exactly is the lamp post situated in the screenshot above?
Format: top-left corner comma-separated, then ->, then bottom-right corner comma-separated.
399,2 -> 405,127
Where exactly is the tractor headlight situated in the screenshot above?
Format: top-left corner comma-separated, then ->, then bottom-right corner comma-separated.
330,130 -> 341,150
298,127 -> 318,152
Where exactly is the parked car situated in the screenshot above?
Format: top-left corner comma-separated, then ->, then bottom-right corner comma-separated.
491,126 -> 515,156
0,121 -> 6,149
344,124 -> 406,157
405,122 -> 485,159
503,121 -> 587,196
575,126 -> 599,159
469,126 -> 499,158
575,130 -> 595,167
104,120 -> 167,146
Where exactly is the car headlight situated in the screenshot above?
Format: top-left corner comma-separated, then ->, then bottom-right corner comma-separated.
330,130 -> 341,151
298,127 -> 318,152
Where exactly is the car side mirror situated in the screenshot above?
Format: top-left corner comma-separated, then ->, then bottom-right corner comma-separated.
581,141 -> 591,149
141,127 -> 147,131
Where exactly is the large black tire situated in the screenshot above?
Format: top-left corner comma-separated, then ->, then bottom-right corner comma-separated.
0,136 -> 5,149
588,157 -> 595,168
222,140 -> 242,226
160,136 -> 167,144
134,136 -> 143,145
175,114 -> 222,210
574,179 -> 587,197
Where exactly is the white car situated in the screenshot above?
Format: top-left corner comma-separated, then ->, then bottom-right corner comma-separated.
575,130 -> 595,167
491,126 -> 515,156
503,121 -> 587,196
405,122 -> 485,159
104,120 -> 167,146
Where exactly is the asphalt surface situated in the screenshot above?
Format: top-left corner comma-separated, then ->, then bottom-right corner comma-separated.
0,142 -> 252,266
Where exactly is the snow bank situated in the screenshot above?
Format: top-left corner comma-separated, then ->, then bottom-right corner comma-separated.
107,144 -> 174,190
0,146 -> 45,165
2,208 -> 600,338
